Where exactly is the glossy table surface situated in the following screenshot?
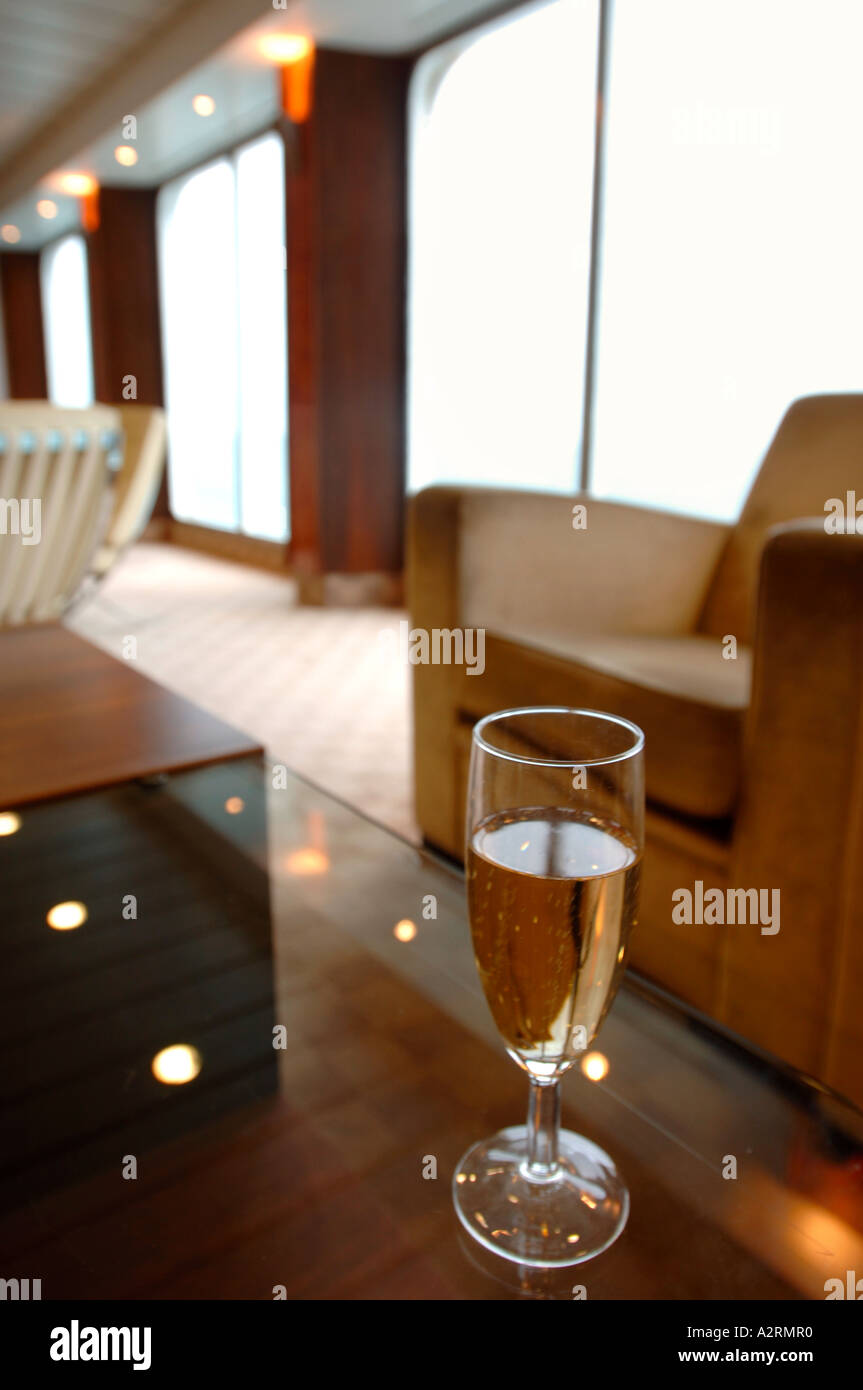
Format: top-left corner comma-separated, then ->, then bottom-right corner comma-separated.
2,754 -> 862,1300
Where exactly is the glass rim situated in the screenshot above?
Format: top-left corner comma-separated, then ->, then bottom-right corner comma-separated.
471,706 -> 645,768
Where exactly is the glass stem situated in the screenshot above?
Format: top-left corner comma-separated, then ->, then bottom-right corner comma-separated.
526,1077 -> 560,1179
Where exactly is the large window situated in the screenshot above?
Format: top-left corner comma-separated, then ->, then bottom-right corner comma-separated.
591,0 -> 863,521
409,0 -> 863,521
41,234 -> 94,409
408,0 -> 599,495
158,131 -> 288,540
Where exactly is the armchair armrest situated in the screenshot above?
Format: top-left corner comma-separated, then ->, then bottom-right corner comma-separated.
409,486 -> 730,643
406,487 -> 465,849
406,485 -> 463,637
725,520 -> 863,1099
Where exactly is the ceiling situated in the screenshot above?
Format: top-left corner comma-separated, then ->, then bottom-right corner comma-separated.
0,0 -> 508,249
0,0 -> 190,168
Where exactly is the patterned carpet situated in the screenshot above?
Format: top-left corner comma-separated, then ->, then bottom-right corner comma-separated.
65,543 -> 419,843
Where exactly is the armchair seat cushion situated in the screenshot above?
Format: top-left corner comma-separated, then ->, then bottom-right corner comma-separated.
474,630 -> 751,820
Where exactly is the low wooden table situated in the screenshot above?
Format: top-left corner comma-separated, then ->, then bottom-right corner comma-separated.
0,624 -> 261,806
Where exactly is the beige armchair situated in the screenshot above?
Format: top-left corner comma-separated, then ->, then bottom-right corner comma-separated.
407,393 -> 863,1109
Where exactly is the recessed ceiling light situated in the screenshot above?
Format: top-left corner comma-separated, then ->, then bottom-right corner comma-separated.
114,145 -> 138,167
57,172 -> 97,196
46,900 -> 88,930
260,34 -> 312,64
393,919 -> 417,942
36,199 -> 58,219
0,226 -> 20,245
0,808 -> 21,831
192,94 -> 215,116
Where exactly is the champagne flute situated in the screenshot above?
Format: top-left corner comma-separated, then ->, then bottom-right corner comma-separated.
453,706 -> 644,1267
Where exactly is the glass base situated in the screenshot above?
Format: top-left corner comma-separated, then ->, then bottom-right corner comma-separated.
453,1124 -> 629,1268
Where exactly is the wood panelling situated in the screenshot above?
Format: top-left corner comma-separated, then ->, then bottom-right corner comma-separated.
87,185 -> 169,516
0,251 -> 47,398
88,187 -> 163,405
286,50 -> 409,588
285,119 -> 321,577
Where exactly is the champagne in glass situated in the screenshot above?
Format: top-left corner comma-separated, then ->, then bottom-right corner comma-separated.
454,708 -> 644,1266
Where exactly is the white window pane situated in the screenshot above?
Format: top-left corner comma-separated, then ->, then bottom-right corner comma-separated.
236,132 -> 289,542
592,0 -> 863,521
408,0 -> 599,495
158,159 -> 239,531
41,235 -> 94,408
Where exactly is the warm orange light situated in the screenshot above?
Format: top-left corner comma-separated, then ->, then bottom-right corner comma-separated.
394,919 -> 417,943
82,190 -> 100,233
581,1051 -> 609,1082
0,810 -> 21,834
0,225 -> 21,245
225,797 -> 245,815
284,847 -> 329,876
192,93 -> 216,116
46,901 -> 88,931
260,33 -> 312,64
114,145 -> 138,167
279,43 -> 315,123
57,172 -> 97,197
151,1044 -> 202,1085
36,200 -> 57,219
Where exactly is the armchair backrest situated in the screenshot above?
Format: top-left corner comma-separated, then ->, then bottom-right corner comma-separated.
0,401 -> 119,626
699,394 -> 863,645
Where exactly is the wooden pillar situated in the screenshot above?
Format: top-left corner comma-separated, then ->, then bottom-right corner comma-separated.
285,49 -> 409,604
0,252 -> 47,398
87,186 -> 169,518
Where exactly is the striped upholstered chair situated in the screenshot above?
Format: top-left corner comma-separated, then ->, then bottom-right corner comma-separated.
0,401 -> 166,625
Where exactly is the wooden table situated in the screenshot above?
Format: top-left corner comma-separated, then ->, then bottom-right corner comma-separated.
0,624 -> 261,807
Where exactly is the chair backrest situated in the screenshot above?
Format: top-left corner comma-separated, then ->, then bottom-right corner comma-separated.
99,403 -> 167,566
698,394 -> 863,644
0,402 -> 119,626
